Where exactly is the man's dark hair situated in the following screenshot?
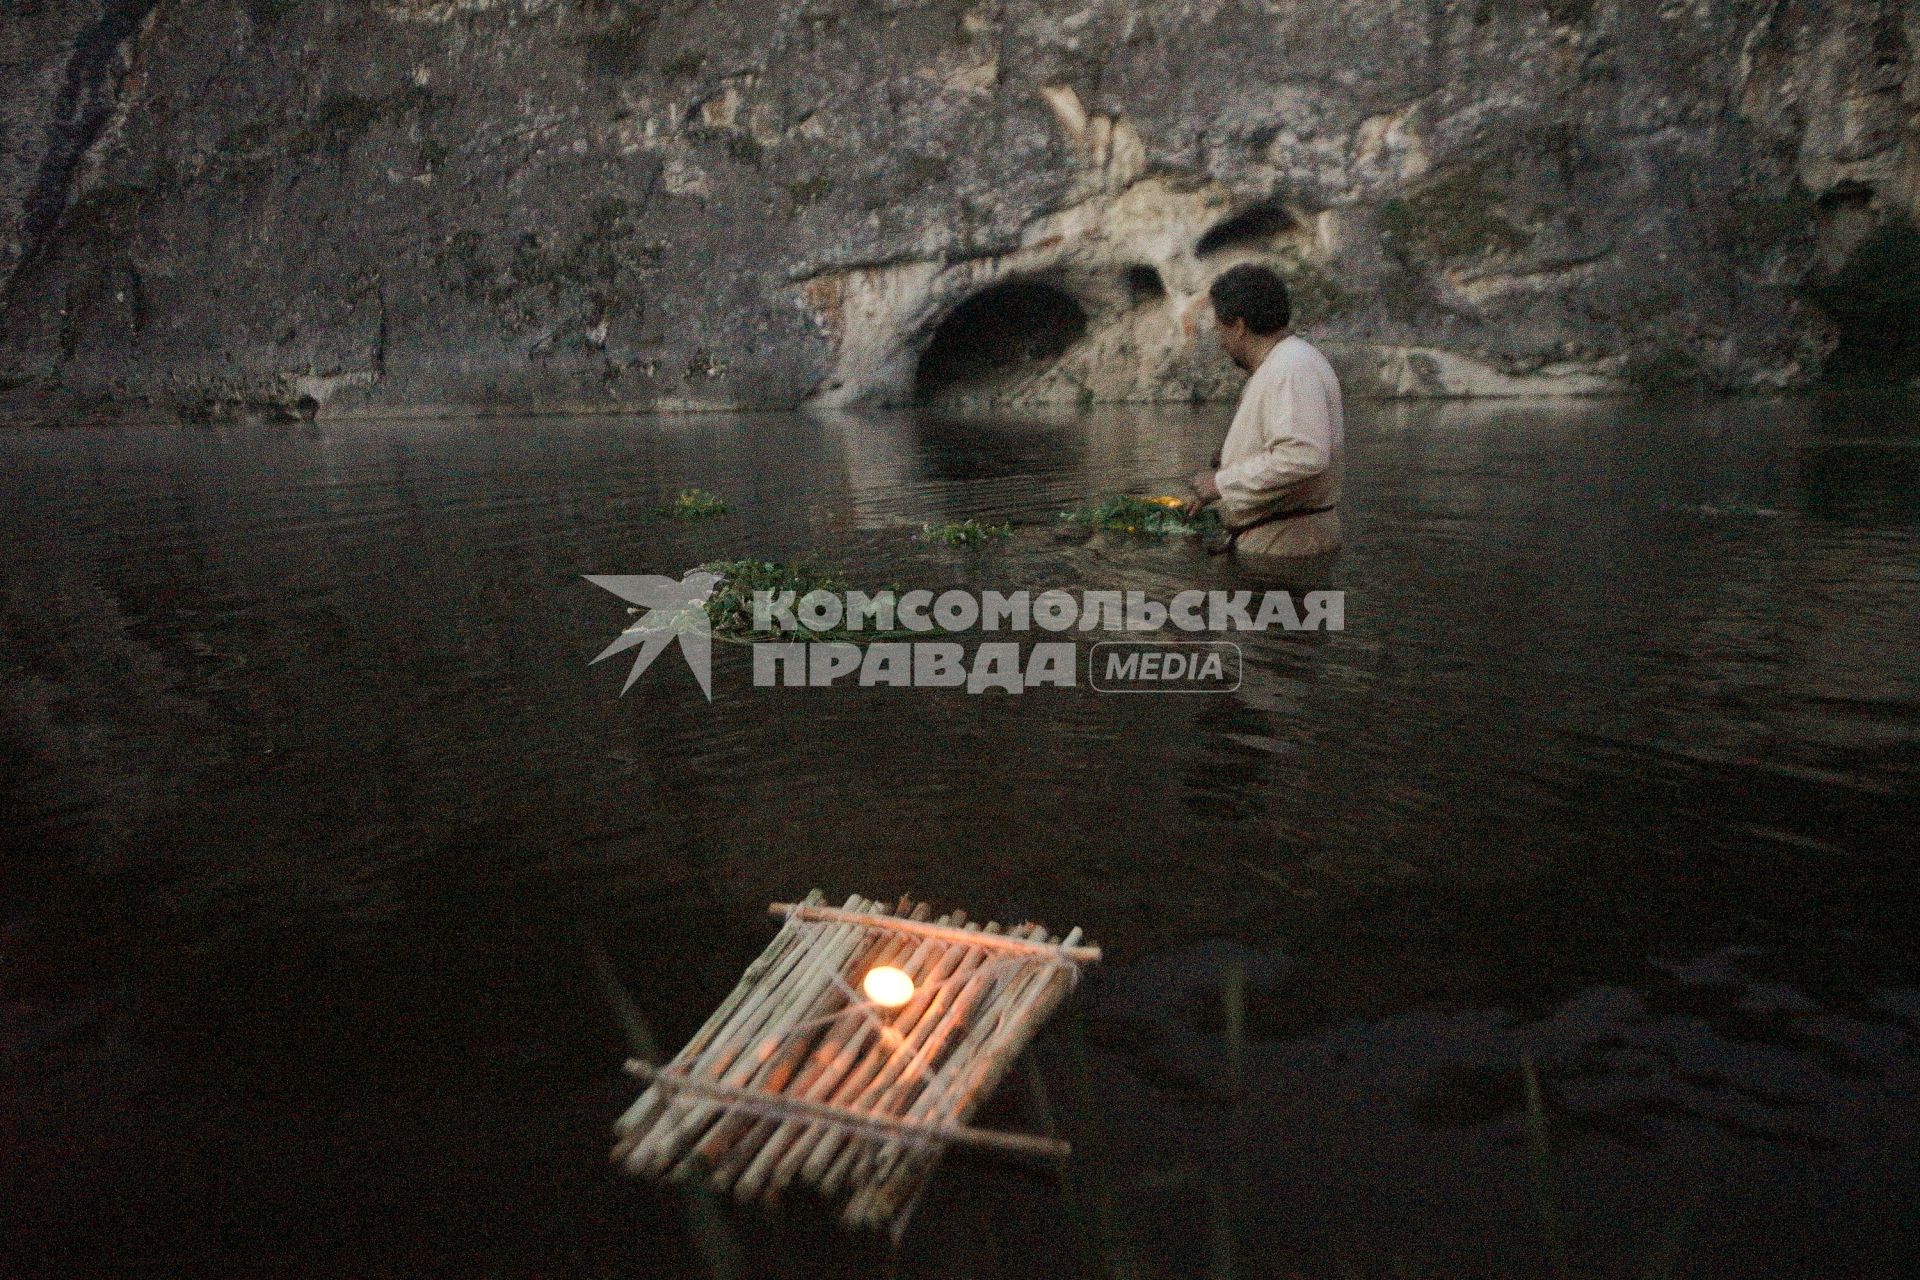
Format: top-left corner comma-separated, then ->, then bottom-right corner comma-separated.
1208,264 -> 1292,334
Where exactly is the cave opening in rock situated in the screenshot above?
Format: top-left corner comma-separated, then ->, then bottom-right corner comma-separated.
1124,264 -> 1166,303
1195,203 -> 1298,257
1809,215 -> 1920,386
913,277 -> 1090,402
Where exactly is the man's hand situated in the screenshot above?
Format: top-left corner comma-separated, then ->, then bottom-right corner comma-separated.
1185,468 -> 1221,519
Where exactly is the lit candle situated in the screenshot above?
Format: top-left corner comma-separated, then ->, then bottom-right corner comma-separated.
862,965 -> 915,1008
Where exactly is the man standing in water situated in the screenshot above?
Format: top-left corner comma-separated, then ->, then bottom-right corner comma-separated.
1186,264 -> 1343,560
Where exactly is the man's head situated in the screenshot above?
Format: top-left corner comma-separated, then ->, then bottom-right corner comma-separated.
1209,264 -> 1291,371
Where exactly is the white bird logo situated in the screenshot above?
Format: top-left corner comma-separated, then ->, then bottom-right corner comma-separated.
585,571 -> 723,699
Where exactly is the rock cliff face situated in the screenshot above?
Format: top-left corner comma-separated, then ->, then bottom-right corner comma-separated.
1,0 -> 1916,421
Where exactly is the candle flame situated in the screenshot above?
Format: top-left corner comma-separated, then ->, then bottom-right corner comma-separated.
862,965 -> 915,1008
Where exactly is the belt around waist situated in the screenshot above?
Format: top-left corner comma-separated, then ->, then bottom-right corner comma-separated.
1207,503 -> 1338,556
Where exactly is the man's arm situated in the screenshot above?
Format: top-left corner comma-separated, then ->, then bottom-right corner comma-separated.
1187,467 -> 1221,511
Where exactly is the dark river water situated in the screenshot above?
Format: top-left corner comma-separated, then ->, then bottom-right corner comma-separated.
3,395 -> 1917,1279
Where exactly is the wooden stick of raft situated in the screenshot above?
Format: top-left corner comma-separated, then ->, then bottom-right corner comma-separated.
831,923 -> 1056,1202
806,921 -> 1008,1192
817,946 -> 1023,1199
713,903 -> 938,1195
770,903 -> 1102,963
614,892 -> 1096,1236
847,925 -> 1077,1218
627,895 -> 882,1176
623,1061 -> 1070,1161
865,935 -> 1078,1229
652,897 -> 890,1177
850,926 -> 1085,1228
687,894 -> 871,1079
621,898 -> 861,1173
730,907 -> 950,1200
694,915 -> 903,1179
612,888 -> 829,1144
759,918 -> 983,1197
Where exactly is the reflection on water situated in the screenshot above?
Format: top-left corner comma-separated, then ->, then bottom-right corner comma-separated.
2,395 -> 1917,1278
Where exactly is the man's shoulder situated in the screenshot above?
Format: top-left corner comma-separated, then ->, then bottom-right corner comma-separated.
1257,336 -> 1338,385
1276,335 -> 1336,373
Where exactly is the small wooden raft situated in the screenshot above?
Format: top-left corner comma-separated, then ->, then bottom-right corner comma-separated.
611,890 -> 1099,1237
